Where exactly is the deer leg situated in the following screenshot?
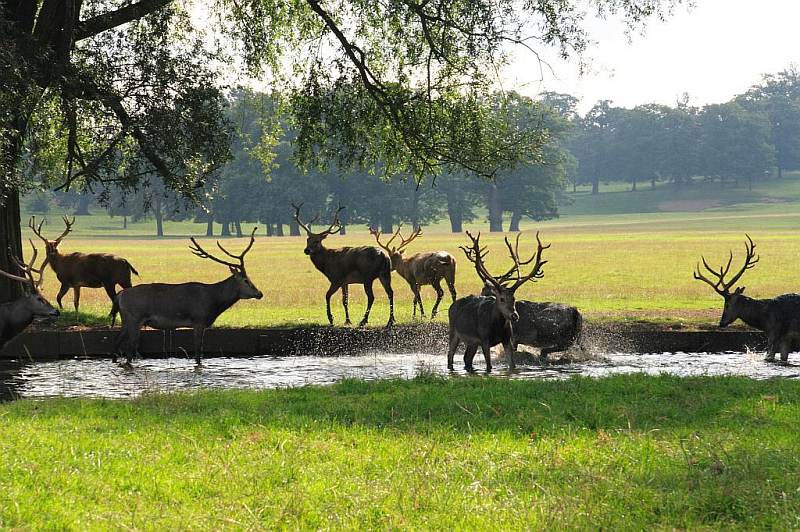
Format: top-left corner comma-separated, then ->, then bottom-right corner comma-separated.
414,285 -> 426,318
193,327 -> 205,364
378,272 -> 394,327
72,286 -> 81,313
359,281 -> 375,327
113,327 -> 127,363
430,280 -> 444,319
446,276 -> 457,304
408,280 -> 418,318
325,284 -> 340,325
55,284 -> 69,309
765,335 -> 777,362
103,283 -> 118,322
447,328 -> 460,370
464,344 -> 478,372
125,322 -> 143,364
780,338 -> 791,363
341,285 -> 352,325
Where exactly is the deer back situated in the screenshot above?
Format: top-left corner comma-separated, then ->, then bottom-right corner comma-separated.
49,251 -> 134,285
401,251 -> 455,284
309,245 -> 391,283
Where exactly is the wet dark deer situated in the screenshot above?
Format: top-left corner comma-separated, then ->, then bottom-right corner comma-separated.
480,233 -> 583,359
448,231 -> 548,371
30,216 -> 138,324
293,203 -> 394,327
114,228 -> 263,364
370,225 -> 456,319
0,242 -> 59,351
694,234 -> 800,363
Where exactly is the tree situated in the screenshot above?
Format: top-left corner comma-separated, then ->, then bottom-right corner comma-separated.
0,0 -> 686,301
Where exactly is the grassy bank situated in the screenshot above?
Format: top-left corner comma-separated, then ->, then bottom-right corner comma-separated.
1,374 -> 798,528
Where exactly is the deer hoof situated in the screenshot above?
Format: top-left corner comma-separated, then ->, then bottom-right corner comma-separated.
344,320 -> 352,326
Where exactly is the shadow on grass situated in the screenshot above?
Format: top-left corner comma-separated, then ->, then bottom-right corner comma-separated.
4,374 -> 798,438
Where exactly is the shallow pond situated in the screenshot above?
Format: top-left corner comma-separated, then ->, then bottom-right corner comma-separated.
1,350 -> 799,400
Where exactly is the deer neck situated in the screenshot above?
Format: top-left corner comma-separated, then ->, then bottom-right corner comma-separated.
212,276 -> 243,314
394,255 -> 412,277
733,296 -> 769,331
0,299 -> 35,338
309,245 -> 336,275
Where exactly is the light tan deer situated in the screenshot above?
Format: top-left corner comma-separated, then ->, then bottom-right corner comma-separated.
29,216 -> 138,323
0,241 -> 59,351
448,231 -> 549,371
292,203 -> 394,327
694,234 -> 800,363
370,225 -> 456,319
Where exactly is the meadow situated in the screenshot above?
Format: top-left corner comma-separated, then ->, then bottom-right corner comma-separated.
21,175 -> 800,329
1,374 -> 798,528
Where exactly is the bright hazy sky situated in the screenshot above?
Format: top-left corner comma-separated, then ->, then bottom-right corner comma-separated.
504,0 -> 800,113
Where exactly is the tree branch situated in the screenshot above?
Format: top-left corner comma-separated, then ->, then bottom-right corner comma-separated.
75,0 -> 173,41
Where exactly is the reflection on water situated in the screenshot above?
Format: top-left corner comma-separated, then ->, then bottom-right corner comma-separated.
1,350 -> 799,400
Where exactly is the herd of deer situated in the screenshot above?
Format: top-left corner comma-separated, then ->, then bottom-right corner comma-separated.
1,208 -> 799,367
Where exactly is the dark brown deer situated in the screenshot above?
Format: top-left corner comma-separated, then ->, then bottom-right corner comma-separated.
370,225 -> 456,319
694,234 -> 800,363
293,203 -> 394,327
448,231 -> 548,371
0,241 -> 59,351
114,228 -> 263,364
29,216 -> 138,323
480,233 -> 583,358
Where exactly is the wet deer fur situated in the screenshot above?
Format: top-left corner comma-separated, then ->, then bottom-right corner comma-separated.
30,216 -> 138,324
694,234 -> 800,362
293,203 -> 394,327
114,228 -> 263,364
0,241 -> 59,351
448,231 -> 548,371
370,225 -> 456,319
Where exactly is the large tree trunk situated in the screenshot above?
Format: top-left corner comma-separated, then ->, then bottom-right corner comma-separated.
446,189 -> 463,233
509,211 -> 522,232
205,212 -> 214,236
631,176 -> 637,192
234,219 -> 242,237
288,219 -> 301,236
266,223 -> 274,236
0,191 -> 24,303
488,183 -> 503,232
75,193 -> 91,215
591,176 -> 599,195
380,213 -> 393,233
220,219 -> 231,237
153,195 -> 164,237
275,222 -> 284,237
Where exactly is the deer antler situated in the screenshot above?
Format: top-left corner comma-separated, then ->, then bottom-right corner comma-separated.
54,216 -> 75,244
693,234 -> 759,297
189,227 -> 257,272
28,216 -> 48,243
495,233 -> 539,285
292,202 -> 343,236
460,231 -> 502,290
507,231 -> 549,292
0,240 -> 46,289
395,226 -> 422,252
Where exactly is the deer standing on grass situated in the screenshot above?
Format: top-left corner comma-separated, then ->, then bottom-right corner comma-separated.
293,203 -> 394,327
694,234 -> 800,363
448,231 -> 548,371
370,225 -> 456,319
0,242 -> 59,351
480,233 -> 583,359
29,216 -> 138,323
114,228 -> 262,364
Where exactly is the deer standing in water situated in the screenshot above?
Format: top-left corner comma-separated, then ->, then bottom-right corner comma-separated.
114,228 -> 262,364
0,242 -> 59,351
448,231 -> 548,371
293,203 -> 394,327
694,234 -> 800,363
480,233 -> 583,359
29,216 -> 138,323
370,225 -> 456,319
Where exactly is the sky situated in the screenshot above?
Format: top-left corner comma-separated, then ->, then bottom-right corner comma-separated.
503,0 -> 800,113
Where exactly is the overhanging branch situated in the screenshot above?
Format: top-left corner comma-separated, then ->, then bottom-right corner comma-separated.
75,0 -> 173,41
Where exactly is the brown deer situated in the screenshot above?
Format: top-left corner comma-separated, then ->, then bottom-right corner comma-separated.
292,203 -> 394,327
694,234 -> 800,363
370,225 -> 456,319
0,241 -> 59,351
480,233 -> 583,358
114,228 -> 263,364
29,216 -> 139,323
448,231 -> 548,371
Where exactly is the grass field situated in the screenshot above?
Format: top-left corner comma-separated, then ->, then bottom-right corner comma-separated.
1,375 -> 798,528
19,175 -> 800,328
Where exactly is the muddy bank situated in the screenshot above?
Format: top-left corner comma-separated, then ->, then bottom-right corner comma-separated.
0,323 -> 767,361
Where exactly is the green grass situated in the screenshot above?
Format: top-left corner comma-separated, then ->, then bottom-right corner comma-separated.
21,174 -> 800,329
1,375 -> 798,528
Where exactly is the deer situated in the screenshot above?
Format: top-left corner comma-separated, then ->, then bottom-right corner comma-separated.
292,203 -> 394,327
0,241 -> 60,351
29,215 -> 139,324
448,231 -> 548,372
480,233 -> 583,359
370,225 -> 456,319
113,228 -> 263,364
694,234 -> 800,363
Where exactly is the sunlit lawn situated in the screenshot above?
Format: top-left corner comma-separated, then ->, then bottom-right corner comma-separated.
21,198 -> 800,329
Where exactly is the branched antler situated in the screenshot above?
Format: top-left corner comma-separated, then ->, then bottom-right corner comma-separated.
292,202 -> 344,236
189,227 -> 257,272
693,234 -> 759,296
0,240 -> 46,289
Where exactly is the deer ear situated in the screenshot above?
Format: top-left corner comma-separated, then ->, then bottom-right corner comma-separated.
735,286 -> 746,294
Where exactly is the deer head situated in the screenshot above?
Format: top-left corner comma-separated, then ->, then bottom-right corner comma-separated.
461,231 -> 549,322
0,241 -> 59,317
188,227 -> 263,300
29,215 -> 74,266
693,234 -> 759,327
292,202 -> 345,255
370,224 -> 422,267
